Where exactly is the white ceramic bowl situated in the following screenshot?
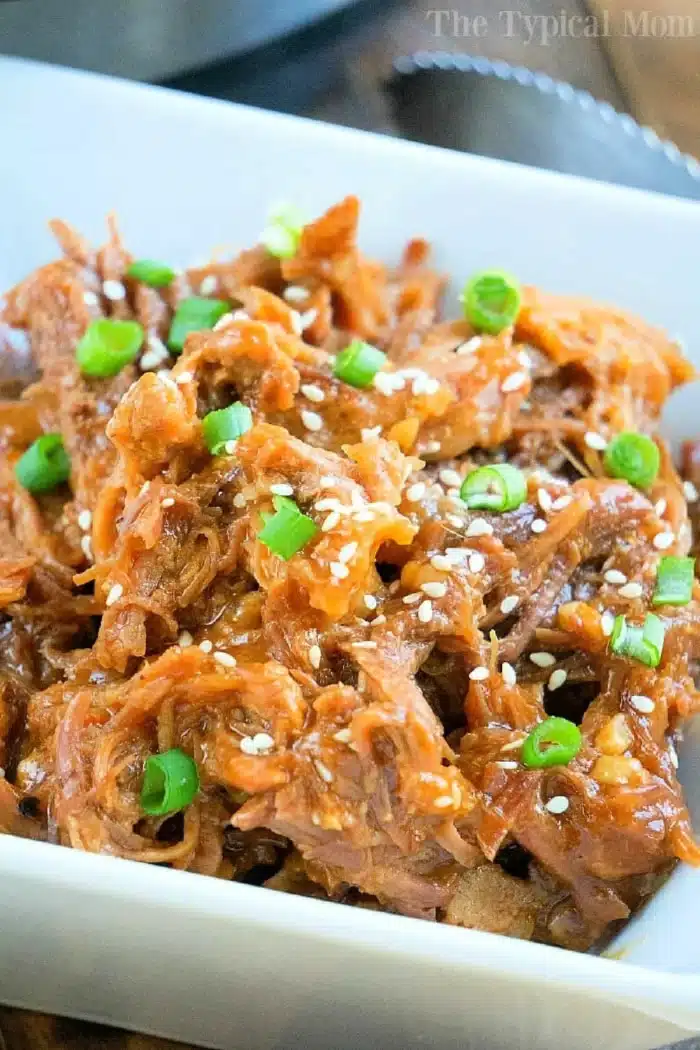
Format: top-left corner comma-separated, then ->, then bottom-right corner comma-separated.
0,57 -> 698,1050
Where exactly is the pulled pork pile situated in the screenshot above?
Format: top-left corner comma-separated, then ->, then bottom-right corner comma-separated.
0,195 -> 698,953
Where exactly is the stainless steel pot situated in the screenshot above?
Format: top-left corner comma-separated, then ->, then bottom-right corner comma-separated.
0,0 -> 357,81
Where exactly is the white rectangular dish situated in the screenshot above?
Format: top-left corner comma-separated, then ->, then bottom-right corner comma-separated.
0,57 -> 699,1050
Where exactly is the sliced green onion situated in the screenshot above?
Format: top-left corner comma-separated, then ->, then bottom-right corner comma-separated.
521,717 -> 582,770
260,203 -> 306,260
258,495 -> 318,561
610,612 -> 665,667
140,749 -> 199,816
127,259 -> 176,287
463,269 -> 522,335
460,464 -> 527,512
167,297 -> 229,353
15,434 -> 71,493
202,402 -> 253,455
604,432 -> 660,489
333,339 -> 387,389
653,556 -> 695,607
76,319 -> 144,377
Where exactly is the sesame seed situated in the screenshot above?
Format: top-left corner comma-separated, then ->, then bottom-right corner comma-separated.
459,554 -> 480,578
175,371 -> 193,385
445,547 -> 470,563
105,583 -> 123,607
214,651 -> 237,668
301,383 -> 325,403
373,371 -> 406,395
434,796 -> 454,808
319,476 -> 335,489
213,313 -> 234,331
83,290 -> 99,307
283,285 -> 310,303
252,733 -> 275,753
231,309 -> 249,322
140,347 -> 168,371
545,795 -> 570,815
80,535 -> 92,559
330,562 -> 349,579
140,482 -> 151,496
161,497 -> 175,508
495,760 -> 518,770
403,592 -> 422,605
456,336 -> 483,355
270,483 -> 294,497
233,492 -> 247,508
199,275 -> 218,296
469,666 -> 490,681
309,644 -> 322,669
466,518 -> 493,538
156,371 -> 178,393
619,582 -> 643,599
418,600 -> 433,623
406,482 -> 426,503
178,631 -> 193,648
289,310 -> 304,336
421,581 -> 447,598
601,611 -> 615,637
425,441 -> 441,454
361,425 -> 383,442
517,350 -> 532,369
371,614 -> 387,626
351,640 -> 378,649
430,555 -> 453,572
102,279 -> 126,301
548,669 -> 568,691
501,662 -> 517,686
339,542 -> 358,564
314,760 -> 334,783
604,569 -> 628,585
301,410 -> 323,432
501,737 -> 525,752
584,431 -> 608,451
439,469 -> 462,488
531,519 -> 547,534
239,736 -> 258,756
552,495 -> 572,511
299,308 -> 318,331
500,595 -> 520,615
224,440 -> 237,455
78,509 -> 92,531
653,532 -> 674,550
529,652 -> 556,668
630,694 -> 655,714
654,499 -> 667,518
537,488 -> 553,513
315,498 -> 343,512
333,728 -> 352,743
320,511 -> 340,533
669,743 -> 679,769
364,594 -> 378,611
199,640 -> 213,653
501,371 -> 527,393
683,480 -> 698,502
446,514 -> 464,529
412,374 -> 440,396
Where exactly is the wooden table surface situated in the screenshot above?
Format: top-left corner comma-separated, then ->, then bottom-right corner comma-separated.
3,1 -> 698,1048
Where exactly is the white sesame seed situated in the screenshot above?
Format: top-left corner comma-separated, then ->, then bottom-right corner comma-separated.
80,535 -> 92,559
469,666 -> 490,681
301,383 -> 325,404
371,614 -> 387,626
156,371 -> 178,393
501,371 -> 527,393
584,431 -> 608,451
321,511 -> 340,533
339,542 -> 358,564
214,651 -> 237,668
466,518 -> 493,538
604,569 -> 628,585
299,308 -> 318,331
231,309 -> 249,322
199,275 -> 218,296
83,290 -> 99,307
175,371 -> 193,385
178,631 -> 193,648
501,662 -> 517,686
601,611 -> 615,637
102,279 -> 126,301
418,600 -> 433,623
446,514 -> 464,529
439,469 -> 462,488
140,482 -> 151,496
469,552 -> 485,574
654,499 -> 667,518
501,737 -> 525,752
531,519 -> 547,534
224,440 -> 238,455
199,640 -> 213,653
429,555 -> 451,572
456,336 -> 483,355
319,476 -> 335,489
445,547 -> 470,563
517,350 -> 532,369
669,743 -> 679,769
333,728 -> 352,743
545,795 -> 570,815
140,347 -> 168,371
406,482 -> 426,503
301,410 -> 323,432
315,498 -> 342,512
239,736 -> 258,756
683,480 -> 698,502
314,760 -> 334,784
537,488 -> 553,513
161,497 -> 175,508
330,562 -> 349,579
309,644 -> 322,669
548,669 -> 568,691
213,312 -> 234,331
105,583 -> 123,607
351,640 -> 378,649
283,285 -> 310,303
289,310 -> 304,336
434,796 -> 454,808
552,495 -> 572,511
373,371 -> 405,395
500,595 -> 520,615
619,582 -> 643,599
270,483 -> 294,497
233,492 -> 247,508
402,592 -> 422,605
421,581 -> 447,598
653,532 -> 674,550
425,441 -> 441,454
253,733 -> 275,753
495,760 -> 518,770
77,509 -> 92,531
530,652 -> 556,668
630,694 -> 655,714
361,425 -> 383,442
412,374 -> 440,397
